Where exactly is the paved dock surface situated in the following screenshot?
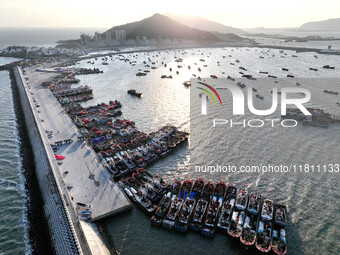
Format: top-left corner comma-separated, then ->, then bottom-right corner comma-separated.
19,66 -> 132,254
80,222 -> 111,255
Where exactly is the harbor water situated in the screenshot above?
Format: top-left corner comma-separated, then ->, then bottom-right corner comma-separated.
0,57 -> 29,255
71,47 -> 340,255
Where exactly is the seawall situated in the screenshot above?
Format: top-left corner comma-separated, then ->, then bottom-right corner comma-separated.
13,66 -> 90,255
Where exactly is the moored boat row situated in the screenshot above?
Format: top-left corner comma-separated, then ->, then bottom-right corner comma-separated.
120,175 -> 288,253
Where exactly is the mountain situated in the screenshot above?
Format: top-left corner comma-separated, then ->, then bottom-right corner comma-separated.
105,13 -> 219,42
164,13 -> 244,34
300,18 -> 340,31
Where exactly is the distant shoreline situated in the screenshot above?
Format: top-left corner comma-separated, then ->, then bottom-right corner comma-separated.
58,43 -> 339,67
1,41 -> 339,70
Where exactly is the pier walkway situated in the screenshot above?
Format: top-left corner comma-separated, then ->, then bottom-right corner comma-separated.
17,66 -> 132,254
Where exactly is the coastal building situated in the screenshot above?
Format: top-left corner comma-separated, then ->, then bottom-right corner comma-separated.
121,30 -> 126,41
95,32 -> 101,43
105,31 -> 112,46
80,33 -> 90,46
115,30 -> 121,41
115,30 -> 126,41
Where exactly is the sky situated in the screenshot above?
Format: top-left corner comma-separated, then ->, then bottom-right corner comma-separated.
0,0 -> 340,29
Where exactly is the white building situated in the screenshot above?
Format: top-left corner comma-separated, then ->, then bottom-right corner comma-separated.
105,31 -> 112,45
121,30 -> 126,41
115,30 -> 126,41
95,32 -> 101,42
80,33 -> 90,46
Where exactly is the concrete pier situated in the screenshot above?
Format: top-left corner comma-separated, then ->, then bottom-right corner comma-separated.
14,66 -> 132,255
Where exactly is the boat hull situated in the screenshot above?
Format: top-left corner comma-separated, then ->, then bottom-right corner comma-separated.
174,224 -> 188,233
255,242 -> 271,253
240,237 -> 255,246
189,222 -> 202,232
227,230 -> 242,238
150,216 -> 163,227
271,245 -> 287,255
201,227 -> 215,238
162,219 -> 175,229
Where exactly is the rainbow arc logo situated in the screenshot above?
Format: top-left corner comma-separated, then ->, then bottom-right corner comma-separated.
196,82 -> 223,106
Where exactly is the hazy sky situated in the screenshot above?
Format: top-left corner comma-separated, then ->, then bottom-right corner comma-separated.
1,0 -> 339,29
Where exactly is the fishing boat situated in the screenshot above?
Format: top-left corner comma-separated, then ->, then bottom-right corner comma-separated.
255,219 -> 272,253
274,204 -> 287,227
148,174 -> 169,203
131,168 -> 151,183
182,81 -> 191,87
131,154 -> 147,168
247,193 -> 262,216
323,90 -> 339,95
120,177 -> 157,215
175,179 -> 205,232
127,89 -> 142,97
217,185 -> 237,231
235,188 -> 249,211
189,181 -> 214,232
271,204 -> 288,255
131,169 -> 168,202
261,199 -> 274,221
271,226 -> 287,255
201,181 -> 227,237
323,65 -> 335,69
162,179 -> 193,229
240,193 -> 262,246
161,75 -> 172,79
150,192 -> 173,226
150,180 -> 182,226
227,187 -> 249,237
227,209 -> 246,238
240,212 -> 258,246
237,82 -> 246,88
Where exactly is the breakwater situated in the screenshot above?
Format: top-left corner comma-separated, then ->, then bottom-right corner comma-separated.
13,66 -> 87,254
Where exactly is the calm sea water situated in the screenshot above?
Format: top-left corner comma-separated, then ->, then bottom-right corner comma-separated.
0,27 -> 106,50
0,58 -> 29,255
244,29 -> 340,50
71,47 -> 340,255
